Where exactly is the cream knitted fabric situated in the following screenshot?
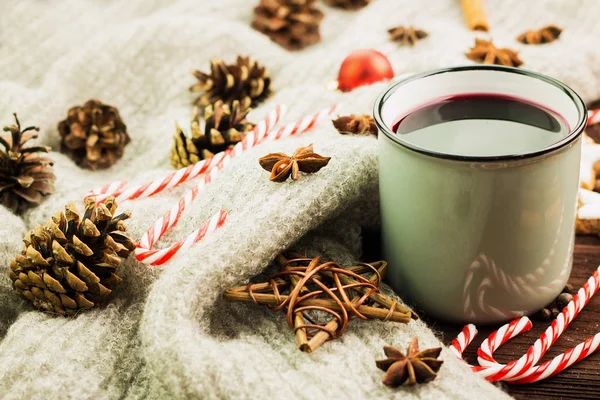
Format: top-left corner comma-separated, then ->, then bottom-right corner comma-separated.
1,0 -> 600,399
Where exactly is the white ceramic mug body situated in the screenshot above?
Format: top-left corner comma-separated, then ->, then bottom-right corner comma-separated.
374,66 -> 587,324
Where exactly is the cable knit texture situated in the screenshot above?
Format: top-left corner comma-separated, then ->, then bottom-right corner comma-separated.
1,0 -> 599,398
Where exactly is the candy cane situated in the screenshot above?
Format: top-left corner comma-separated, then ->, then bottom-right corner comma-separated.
477,316 -> 533,368
588,108 -> 600,126
450,324 -> 478,362
133,105 -> 340,266
509,333 -> 600,384
492,269 -> 600,384
475,268 -> 600,381
450,319 -> 530,369
451,266 -> 600,383
135,208 -> 227,265
87,105 -> 286,203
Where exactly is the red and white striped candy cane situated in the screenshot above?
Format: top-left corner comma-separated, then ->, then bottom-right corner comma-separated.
475,267 -> 600,382
133,105 -> 340,266
477,316 -> 533,368
450,324 -> 478,362
87,105 -> 286,203
451,266 -> 600,383
450,319 -> 530,369
509,332 -> 600,384
135,208 -> 228,265
506,269 -> 600,384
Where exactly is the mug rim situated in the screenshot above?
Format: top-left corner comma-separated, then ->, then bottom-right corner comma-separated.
373,65 -> 587,162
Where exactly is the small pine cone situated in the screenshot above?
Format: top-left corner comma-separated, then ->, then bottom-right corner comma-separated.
190,56 -> 272,109
58,100 -> 130,170
252,0 -> 324,51
0,114 -> 55,214
323,0 -> 372,10
170,98 -> 255,169
9,197 -> 136,315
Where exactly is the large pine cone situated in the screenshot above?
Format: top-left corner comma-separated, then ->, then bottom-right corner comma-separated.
323,0 -> 372,10
58,100 -> 130,170
170,98 -> 255,168
0,114 -> 55,214
9,197 -> 136,315
252,0 -> 324,51
190,56 -> 272,109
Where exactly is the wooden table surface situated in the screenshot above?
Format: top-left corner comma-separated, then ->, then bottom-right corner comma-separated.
361,233 -> 600,400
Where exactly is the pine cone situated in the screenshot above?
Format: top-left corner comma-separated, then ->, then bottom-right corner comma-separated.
190,56 -> 272,109
58,100 -> 130,170
9,196 -> 136,315
252,0 -> 324,51
0,114 -> 55,214
171,98 -> 255,168
323,0 -> 372,10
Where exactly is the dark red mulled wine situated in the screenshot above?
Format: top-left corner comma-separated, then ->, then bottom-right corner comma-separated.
392,93 -> 569,157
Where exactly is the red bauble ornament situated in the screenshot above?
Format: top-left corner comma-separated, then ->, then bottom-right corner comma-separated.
337,49 -> 394,92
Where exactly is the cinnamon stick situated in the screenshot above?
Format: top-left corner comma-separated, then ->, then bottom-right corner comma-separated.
304,319 -> 338,353
294,312 -> 309,351
222,290 -> 412,323
288,270 -> 310,351
461,0 -> 489,32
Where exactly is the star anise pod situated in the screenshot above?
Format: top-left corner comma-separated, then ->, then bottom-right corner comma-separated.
258,144 -> 330,182
517,25 -> 562,45
376,337 -> 443,387
332,114 -> 377,137
465,38 -> 523,67
388,26 -> 428,46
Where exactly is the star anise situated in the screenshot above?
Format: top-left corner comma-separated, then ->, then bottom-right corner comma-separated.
388,26 -> 428,46
465,38 -> 523,67
376,337 -> 443,387
332,114 -> 377,137
517,25 -> 562,45
258,144 -> 330,182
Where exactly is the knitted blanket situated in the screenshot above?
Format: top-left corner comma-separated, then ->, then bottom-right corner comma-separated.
1,0 -> 599,398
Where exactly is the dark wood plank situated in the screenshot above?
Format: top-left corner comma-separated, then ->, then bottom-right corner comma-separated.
361,230 -> 600,399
